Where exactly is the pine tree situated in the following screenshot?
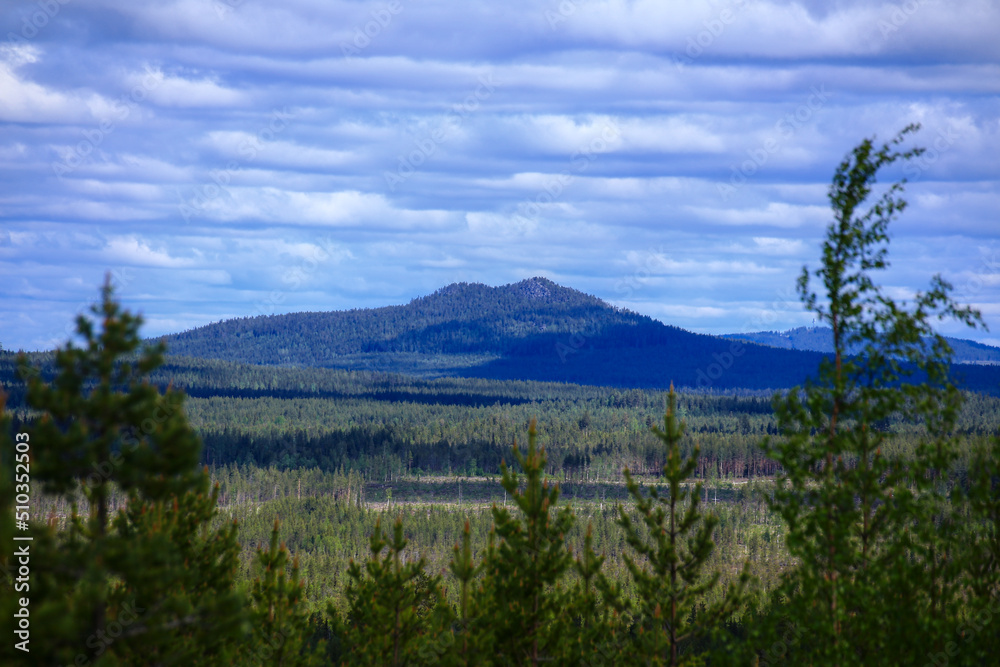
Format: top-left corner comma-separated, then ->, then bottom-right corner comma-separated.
555,522 -> 623,666
334,516 -> 454,666
244,518 -> 326,666
0,279 -> 247,665
614,384 -> 749,666
953,432 -> 1000,664
761,124 -> 986,665
481,417 -> 575,666
448,519 -> 492,666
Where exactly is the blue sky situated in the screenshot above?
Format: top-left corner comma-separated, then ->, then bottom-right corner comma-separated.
2,0 -> 998,352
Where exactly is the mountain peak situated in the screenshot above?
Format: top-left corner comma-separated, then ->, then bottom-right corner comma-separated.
514,276 -> 555,300
422,277 -> 597,308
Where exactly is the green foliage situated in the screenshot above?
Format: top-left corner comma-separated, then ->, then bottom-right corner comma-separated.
244,518 -> 325,666
956,432 -> 1000,663
615,384 -> 749,666
557,522 -> 622,666
8,350 -> 995,488
334,516 -> 454,666
448,519 -> 489,665
0,280 -> 246,665
481,418 -> 575,665
2,202 -> 998,667
761,124 -> 989,665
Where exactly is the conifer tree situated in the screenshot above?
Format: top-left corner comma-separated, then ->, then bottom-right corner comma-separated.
555,522 -> 623,666
334,516 -> 454,666
448,519 -> 492,666
951,433 -> 1000,664
0,280 -> 247,665
761,124 -> 985,665
244,518 -> 325,666
481,417 -> 575,666
614,384 -> 748,666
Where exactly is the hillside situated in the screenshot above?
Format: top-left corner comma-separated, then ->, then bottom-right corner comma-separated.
157,278 -> 1000,393
722,326 -> 1000,365
165,277 -> 637,364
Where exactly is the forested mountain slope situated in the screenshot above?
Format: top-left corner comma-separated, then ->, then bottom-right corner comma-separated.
155,277 -> 815,389
163,277 -> 659,361
156,277 -> 1000,392
723,326 -> 1000,364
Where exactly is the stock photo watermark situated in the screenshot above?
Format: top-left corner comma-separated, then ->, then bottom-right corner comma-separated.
51,66 -> 164,179
383,73 -> 497,192
614,246 -> 669,300
902,124 -> 959,181
959,247 -> 1000,299
4,0 -> 71,47
925,593 -> 1000,667
717,84 -> 829,201
75,599 -> 147,665
694,284 -> 799,389
544,0 -> 583,30
251,236 -> 344,318
341,1 -> 405,61
878,0 -> 930,39
250,626 -> 299,665
176,107 -> 295,222
558,244 -> 664,363
27,268 -> 135,355
757,617 -> 807,666
670,0 -> 754,70
511,120 -> 621,232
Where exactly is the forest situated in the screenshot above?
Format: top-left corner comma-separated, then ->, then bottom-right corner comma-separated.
1,127 -> 999,665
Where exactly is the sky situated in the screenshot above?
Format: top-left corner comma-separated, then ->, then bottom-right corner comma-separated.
1,0 -> 999,353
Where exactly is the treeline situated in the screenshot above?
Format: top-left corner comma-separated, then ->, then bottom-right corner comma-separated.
147,273 -> 1000,393
165,382 -> 1000,483
6,350 -> 996,486
725,325 -> 1000,364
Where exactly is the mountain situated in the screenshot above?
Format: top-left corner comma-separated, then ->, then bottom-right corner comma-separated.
157,278 -> 1000,393
721,326 -> 1000,365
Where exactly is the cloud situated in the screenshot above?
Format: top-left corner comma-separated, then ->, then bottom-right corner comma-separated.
103,236 -> 196,268
750,236 -> 807,255
687,202 -> 830,228
202,132 -> 357,168
125,67 -> 248,108
0,0 -> 996,350
0,48 -> 113,123
181,186 -> 460,230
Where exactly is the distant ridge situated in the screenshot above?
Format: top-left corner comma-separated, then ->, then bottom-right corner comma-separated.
721,326 -> 1000,366
157,279 -> 1000,393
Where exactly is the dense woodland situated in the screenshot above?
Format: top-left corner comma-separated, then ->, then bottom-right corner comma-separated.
2,129 -> 1000,665
4,354 -> 997,484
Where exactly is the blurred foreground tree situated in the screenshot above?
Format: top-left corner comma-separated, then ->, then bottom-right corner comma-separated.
758,124 -> 995,665
0,280 -> 248,665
